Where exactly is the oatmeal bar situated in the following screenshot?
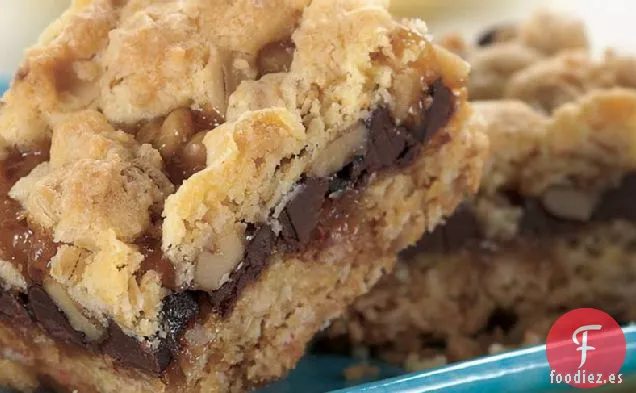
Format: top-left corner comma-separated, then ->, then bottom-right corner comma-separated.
0,0 -> 486,391
325,88 -> 636,370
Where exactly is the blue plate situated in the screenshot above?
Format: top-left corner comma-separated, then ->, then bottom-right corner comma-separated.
331,326 -> 636,393
257,326 -> 636,393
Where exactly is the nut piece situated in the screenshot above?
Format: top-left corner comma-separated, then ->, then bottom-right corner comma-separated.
194,230 -> 246,291
310,123 -> 367,177
541,186 -> 599,221
157,108 -> 195,158
137,119 -> 162,146
43,276 -> 106,341
179,131 -> 208,176
137,109 -> 195,159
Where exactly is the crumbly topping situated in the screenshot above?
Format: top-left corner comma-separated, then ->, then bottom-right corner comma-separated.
10,110 -> 173,247
1,0 -> 309,147
471,101 -> 548,194
504,50 -> 591,112
483,90 -> 636,193
517,10 -> 588,55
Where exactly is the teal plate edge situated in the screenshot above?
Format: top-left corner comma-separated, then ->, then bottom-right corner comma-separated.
1,79 -> 635,393
255,325 -> 636,393
331,325 -> 636,393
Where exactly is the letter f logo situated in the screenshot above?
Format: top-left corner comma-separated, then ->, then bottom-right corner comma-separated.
573,324 -> 602,368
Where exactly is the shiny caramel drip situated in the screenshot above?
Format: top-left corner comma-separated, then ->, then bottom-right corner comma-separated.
0,147 -> 56,284
137,236 -> 177,290
256,39 -> 295,77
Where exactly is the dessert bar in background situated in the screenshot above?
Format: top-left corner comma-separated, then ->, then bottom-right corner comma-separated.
324,11 -> 636,371
0,0 -> 486,391
451,10 -> 636,107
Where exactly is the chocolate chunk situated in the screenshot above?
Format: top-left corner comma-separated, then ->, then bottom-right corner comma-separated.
401,224 -> 445,258
208,225 -> 276,316
519,199 -> 554,236
476,24 -> 515,47
364,108 -> 418,173
280,178 -> 329,251
334,98 -> 449,187
0,292 -> 32,326
404,203 -> 480,257
593,173 -> 636,222
102,324 -> 171,375
443,205 -> 481,250
28,286 -> 85,346
160,292 -> 199,353
339,108 -> 419,185
415,80 -> 456,143
395,143 -> 421,168
477,28 -> 498,47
